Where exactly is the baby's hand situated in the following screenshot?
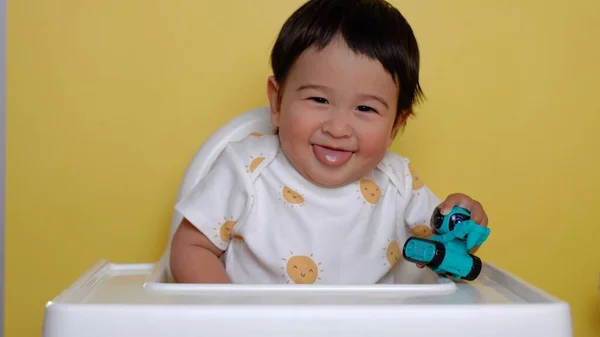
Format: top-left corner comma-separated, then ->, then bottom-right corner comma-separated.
439,193 -> 488,227
415,193 -> 488,270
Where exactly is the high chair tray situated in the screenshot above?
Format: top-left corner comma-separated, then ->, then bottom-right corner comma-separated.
141,257 -> 458,296
42,259 -> 572,337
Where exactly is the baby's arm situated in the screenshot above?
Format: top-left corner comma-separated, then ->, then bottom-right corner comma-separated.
171,218 -> 230,283
403,163 -> 442,236
169,144 -> 252,283
403,163 -> 488,254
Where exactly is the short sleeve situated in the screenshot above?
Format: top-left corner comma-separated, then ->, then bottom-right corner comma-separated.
405,185 -> 441,226
174,145 -> 252,251
403,164 -> 442,238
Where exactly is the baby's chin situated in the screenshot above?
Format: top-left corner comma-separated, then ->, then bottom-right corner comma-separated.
303,167 -> 367,188
287,150 -> 376,188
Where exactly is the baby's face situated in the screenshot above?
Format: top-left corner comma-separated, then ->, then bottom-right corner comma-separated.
268,36 -> 400,188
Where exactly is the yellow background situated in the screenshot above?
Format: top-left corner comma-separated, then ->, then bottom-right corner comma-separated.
7,0 -> 600,336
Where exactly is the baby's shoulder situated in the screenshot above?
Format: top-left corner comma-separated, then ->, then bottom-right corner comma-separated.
226,133 -> 281,178
377,150 -> 412,178
376,151 -> 414,195
227,133 -> 280,158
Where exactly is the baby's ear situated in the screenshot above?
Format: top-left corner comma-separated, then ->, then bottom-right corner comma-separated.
397,109 -> 412,128
267,76 -> 282,127
389,109 -> 411,142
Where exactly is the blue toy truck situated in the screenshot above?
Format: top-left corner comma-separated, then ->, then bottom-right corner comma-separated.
402,206 -> 491,281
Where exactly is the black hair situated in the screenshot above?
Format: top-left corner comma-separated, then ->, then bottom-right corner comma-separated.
270,0 -> 424,125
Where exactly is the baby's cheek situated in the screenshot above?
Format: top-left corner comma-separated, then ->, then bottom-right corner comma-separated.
281,112 -> 316,144
359,133 -> 390,159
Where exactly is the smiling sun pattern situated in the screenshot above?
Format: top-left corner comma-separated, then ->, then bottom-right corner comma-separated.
279,185 -> 306,208
407,163 -> 424,191
281,252 -> 323,284
411,224 -> 433,239
356,179 -> 382,205
212,216 -> 237,243
382,239 -> 401,267
245,154 -> 266,174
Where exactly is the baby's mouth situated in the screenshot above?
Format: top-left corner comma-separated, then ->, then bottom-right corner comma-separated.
312,144 -> 354,167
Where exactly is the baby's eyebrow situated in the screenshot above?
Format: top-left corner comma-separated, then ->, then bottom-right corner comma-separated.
297,84 -> 329,92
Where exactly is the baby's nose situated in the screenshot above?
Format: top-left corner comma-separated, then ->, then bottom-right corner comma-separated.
321,115 -> 352,138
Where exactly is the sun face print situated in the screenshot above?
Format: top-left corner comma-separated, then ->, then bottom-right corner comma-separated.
248,132 -> 263,137
356,179 -> 382,205
281,252 -> 323,284
279,185 -> 306,207
411,224 -> 433,239
407,163 -> 424,191
245,154 -> 266,174
212,216 -> 237,242
382,240 -> 401,267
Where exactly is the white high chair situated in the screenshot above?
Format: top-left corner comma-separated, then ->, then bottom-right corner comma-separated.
42,106 -> 573,337
160,106 -> 277,284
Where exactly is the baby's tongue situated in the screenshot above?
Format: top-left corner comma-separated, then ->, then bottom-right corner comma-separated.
313,144 -> 353,167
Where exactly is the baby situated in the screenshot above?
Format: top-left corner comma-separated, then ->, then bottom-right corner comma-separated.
170,0 -> 489,284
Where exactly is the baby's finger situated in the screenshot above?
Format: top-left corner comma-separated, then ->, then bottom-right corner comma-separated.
469,201 -> 485,224
480,213 -> 489,227
439,195 -> 459,214
417,264 -> 425,269
440,193 -> 472,214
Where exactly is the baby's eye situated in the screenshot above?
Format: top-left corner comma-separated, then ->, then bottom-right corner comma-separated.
309,97 -> 329,104
357,105 -> 376,113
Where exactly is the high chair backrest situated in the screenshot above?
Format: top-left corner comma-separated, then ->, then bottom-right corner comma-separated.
160,106 -> 273,280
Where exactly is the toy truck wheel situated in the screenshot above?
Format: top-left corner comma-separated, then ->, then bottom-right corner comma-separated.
463,254 -> 483,281
402,237 -> 445,267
